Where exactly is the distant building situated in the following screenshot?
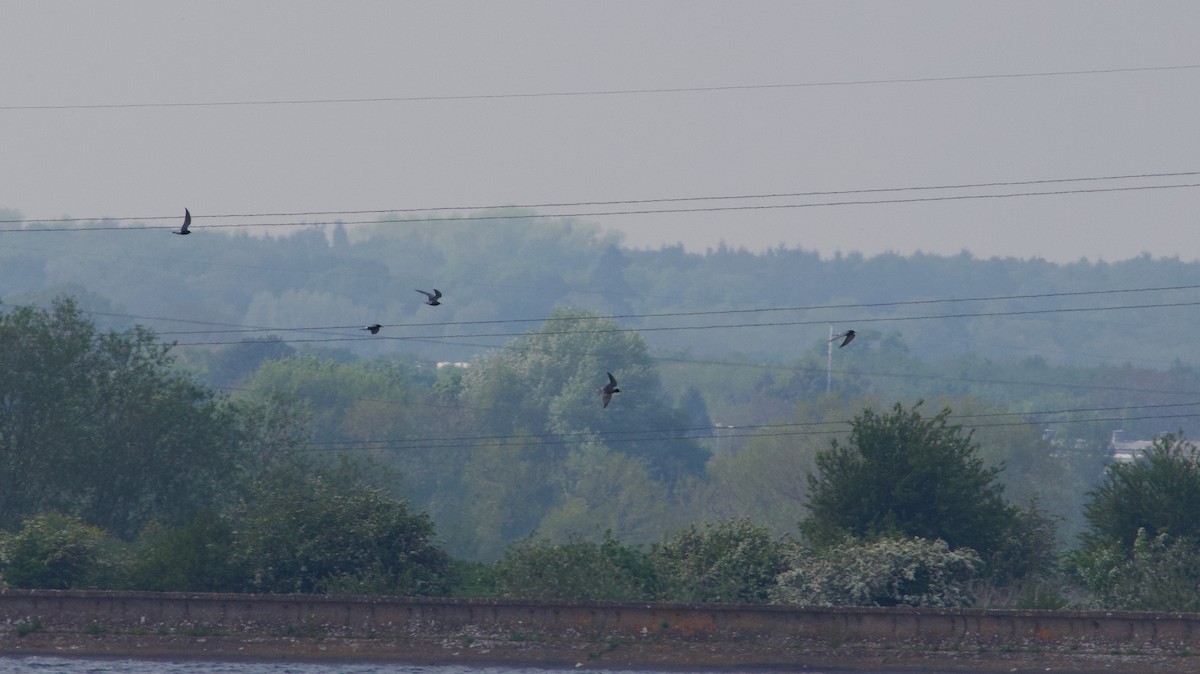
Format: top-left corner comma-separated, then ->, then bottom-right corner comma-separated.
436,361 -> 470,369
1109,429 -> 1155,463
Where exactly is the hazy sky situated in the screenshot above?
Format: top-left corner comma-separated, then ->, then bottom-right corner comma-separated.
3,1 -> 1199,263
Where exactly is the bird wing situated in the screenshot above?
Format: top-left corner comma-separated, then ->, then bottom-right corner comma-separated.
840,332 -> 856,347
181,209 -> 191,233
602,392 -> 613,408
607,372 -> 618,387
433,289 -> 442,299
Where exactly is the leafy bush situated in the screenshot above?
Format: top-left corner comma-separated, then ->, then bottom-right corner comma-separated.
802,402 -> 1019,563
651,517 -> 788,604
231,472 -> 451,595
126,510 -> 246,592
1081,433 -> 1200,548
0,297 -> 248,539
772,536 -> 982,607
493,531 -> 656,601
1069,528 -> 1200,611
0,512 -> 108,589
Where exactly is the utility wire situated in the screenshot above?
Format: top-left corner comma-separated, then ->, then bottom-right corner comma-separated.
31,299 -> 1200,398
5,183 -> 1200,234
304,401 -> 1200,449
297,408 -> 1200,453
169,299 -> 1200,346
395,334 -> 1200,398
153,282 -> 1200,336
4,170 -> 1199,225
3,63 -> 1197,111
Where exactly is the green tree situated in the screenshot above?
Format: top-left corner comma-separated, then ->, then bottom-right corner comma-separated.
1079,433 -> 1200,549
1066,433 -> 1200,610
460,307 -> 709,481
192,336 -> 295,389
651,518 -> 788,604
802,402 -> 1020,563
535,443 -> 679,546
0,512 -> 107,589
492,532 -> 656,601
452,434 -> 555,561
126,510 -> 245,592
231,471 -> 451,595
704,427 -> 823,534
1070,528 -> 1200,611
0,297 -> 248,538
773,537 -> 982,607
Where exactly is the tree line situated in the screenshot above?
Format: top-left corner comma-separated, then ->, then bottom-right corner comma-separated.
3,297 -> 1200,609
5,213 -> 1200,370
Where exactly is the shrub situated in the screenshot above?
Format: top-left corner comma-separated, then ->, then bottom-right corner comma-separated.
772,536 -> 982,607
493,531 -> 656,601
1,512 -> 107,589
651,518 -> 788,603
126,510 -> 246,592
1069,528 -> 1200,611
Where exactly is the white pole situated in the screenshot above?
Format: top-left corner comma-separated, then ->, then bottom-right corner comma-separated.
826,324 -> 833,393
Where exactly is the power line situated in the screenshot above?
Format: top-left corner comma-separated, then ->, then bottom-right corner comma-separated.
397,335 -> 1200,398
4,170 -> 1199,225
3,63 -> 1197,111
152,282 -> 1200,336
5,183 -> 1200,234
169,299 -> 1200,346
296,403 -> 1200,452
30,300 -> 1200,397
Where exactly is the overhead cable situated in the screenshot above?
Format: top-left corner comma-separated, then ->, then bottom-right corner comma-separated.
3,63 -> 1197,111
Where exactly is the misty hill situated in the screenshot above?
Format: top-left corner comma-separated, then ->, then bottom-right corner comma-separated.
3,210 -> 1198,370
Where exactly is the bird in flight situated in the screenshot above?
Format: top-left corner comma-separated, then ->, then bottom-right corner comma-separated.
361,324 -> 382,334
599,372 -> 620,408
416,289 -> 442,306
174,208 -> 191,235
830,330 -> 856,348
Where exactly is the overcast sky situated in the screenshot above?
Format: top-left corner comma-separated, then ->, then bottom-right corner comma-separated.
3,1 -> 1199,263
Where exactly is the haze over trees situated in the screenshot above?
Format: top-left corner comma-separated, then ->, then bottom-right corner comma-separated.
2,215 -> 1200,608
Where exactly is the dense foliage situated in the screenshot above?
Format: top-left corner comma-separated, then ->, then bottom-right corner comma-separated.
0,298 -> 249,538
231,472 -> 452,596
0,274 -> 1198,610
651,518 -> 788,604
802,402 -> 1021,562
773,537 -> 982,607
1067,434 -> 1200,610
1079,433 -> 1200,548
1070,529 -> 1200,611
0,512 -> 107,590
492,533 -> 657,601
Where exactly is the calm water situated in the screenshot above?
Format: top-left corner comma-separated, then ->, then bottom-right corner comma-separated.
0,658 -> 888,674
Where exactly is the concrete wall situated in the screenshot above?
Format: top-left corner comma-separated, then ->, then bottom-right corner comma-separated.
3,589 -> 1199,651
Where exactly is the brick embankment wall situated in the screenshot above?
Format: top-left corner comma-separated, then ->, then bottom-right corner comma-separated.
3,590 -> 1200,672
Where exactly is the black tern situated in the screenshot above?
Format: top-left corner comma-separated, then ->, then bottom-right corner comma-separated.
174,209 -> 191,235
416,289 -> 442,306
599,372 -> 620,408
830,330 -> 856,348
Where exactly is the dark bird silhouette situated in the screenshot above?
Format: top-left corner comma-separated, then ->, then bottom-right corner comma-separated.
174,208 -> 191,235
830,330 -> 856,348
599,372 -> 620,408
361,324 -> 382,334
416,289 -> 442,306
